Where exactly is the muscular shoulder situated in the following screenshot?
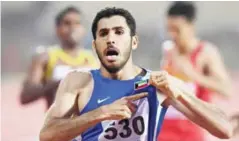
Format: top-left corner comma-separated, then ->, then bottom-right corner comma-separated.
62,69 -> 93,93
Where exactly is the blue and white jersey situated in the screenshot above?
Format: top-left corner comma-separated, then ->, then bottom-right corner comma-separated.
73,69 -> 167,141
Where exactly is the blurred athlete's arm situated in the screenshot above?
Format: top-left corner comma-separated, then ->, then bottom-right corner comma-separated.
40,71 -> 146,141
20,51 -> 59,104
182,44 -> 232,97
191,44 -> 232,97
151,71 -> 233,139
160,42 -> 232,97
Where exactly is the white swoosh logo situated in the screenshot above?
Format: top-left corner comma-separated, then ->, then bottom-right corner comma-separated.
97,97 -> 110,104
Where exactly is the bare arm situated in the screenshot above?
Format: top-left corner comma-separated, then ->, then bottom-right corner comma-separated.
39,71 -> 105,141
40,70 -> 148,141
41,103 -> 105,141
160,42 -> 232,97
167,75 -> 233,139
193,44 -> 232,97
151,72 -> 233,139
20,52 -> 57,104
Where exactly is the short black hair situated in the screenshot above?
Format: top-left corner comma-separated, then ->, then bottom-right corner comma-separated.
55,6 -> 81,26
167,1 -> 196,22
91,7 -> 136,40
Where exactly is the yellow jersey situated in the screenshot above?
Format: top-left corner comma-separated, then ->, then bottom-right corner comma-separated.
44,45 -> 98,81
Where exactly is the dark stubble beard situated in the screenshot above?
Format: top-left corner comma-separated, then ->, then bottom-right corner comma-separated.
95,39 -> 132,74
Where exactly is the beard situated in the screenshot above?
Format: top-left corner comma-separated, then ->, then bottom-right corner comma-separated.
95,41 -> 132,74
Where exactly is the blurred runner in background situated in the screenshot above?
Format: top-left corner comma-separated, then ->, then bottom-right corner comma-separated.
158,2 -> 233,141
20,6 -> 98,110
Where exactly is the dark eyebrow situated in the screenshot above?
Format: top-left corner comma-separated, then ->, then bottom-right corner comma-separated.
99,26 -> 124,33
112,26 -> 124,30
99,28 -> 108,34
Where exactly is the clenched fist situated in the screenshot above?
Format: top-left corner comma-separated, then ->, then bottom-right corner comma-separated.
150,71 -> 181,99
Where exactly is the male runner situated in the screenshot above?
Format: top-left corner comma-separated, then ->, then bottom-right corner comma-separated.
20,6 -> 98,109
39,7 -> 233,141
159,2 -> 233,141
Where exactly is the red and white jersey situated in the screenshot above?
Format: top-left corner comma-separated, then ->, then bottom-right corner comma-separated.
161,40 -> 212,119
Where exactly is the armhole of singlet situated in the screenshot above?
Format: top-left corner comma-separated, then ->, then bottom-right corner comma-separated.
77,69 -> 97,115
70,69 -> 95,141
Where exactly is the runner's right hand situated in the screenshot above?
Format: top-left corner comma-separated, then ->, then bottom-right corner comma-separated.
100,92 -> 148,120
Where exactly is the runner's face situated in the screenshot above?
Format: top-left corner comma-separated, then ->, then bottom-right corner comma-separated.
93,15 -> 136,73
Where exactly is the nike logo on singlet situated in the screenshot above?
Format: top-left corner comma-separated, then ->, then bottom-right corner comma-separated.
97,97 -> 110,104
74,69 -> 167,141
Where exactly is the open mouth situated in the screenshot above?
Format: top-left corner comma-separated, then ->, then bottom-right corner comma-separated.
106,48 -> 119,56
105,48 -> 119,62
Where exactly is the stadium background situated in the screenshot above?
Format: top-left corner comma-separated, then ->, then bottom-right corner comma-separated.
2,1 -> 239,141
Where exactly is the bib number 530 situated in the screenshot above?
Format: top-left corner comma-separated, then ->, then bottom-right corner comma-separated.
104,116 -> 145,139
